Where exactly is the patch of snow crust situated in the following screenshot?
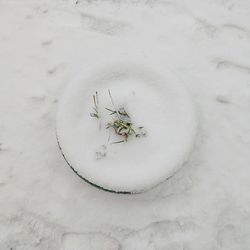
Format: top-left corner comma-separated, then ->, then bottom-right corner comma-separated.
57,62 -> 197,192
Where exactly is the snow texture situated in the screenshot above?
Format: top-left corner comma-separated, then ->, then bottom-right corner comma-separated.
56,62 -> 197,193
0,0 -> 250,249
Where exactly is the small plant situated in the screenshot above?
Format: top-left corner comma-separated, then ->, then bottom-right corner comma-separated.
90,90 -> 147,159
90,91 -> 99,119
106,94 -> 135,143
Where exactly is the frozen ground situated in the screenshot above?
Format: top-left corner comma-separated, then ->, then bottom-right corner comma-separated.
0,0 -> 250,249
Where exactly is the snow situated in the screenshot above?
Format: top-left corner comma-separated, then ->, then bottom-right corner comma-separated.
0,0 -> 250,249
56,62 -> 197,192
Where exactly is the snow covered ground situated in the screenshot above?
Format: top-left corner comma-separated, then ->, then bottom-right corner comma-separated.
0,0 -> 250,249
56,62 -> 197,193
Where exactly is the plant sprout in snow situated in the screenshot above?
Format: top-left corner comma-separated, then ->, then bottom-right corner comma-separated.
106,90 -> 136,143
90,90 -> 147,159
90,91 -> 99,119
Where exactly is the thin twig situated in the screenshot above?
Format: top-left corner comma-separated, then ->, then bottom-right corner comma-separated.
108,89 -> 117,112
111,140 -> 125,144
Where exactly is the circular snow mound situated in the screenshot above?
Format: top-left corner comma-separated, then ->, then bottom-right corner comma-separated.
57,62 -> 197,193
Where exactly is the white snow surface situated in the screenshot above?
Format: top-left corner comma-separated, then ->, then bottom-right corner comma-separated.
57,62 -> 197,192
1,0 -> 250,249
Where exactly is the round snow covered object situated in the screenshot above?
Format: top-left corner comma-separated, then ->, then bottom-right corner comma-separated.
56,62 -> 197,193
